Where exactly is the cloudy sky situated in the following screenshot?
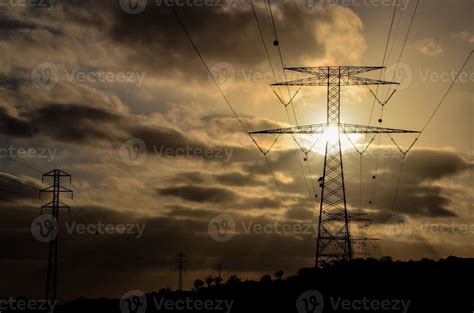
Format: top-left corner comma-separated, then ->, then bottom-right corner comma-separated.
0,0 -> 472,301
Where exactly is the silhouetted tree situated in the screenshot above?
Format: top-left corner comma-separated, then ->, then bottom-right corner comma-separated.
193,279 -> 204,291
273,270 -> 284,280
214,276 -> 223,285
260,274 -> 272,284
205,275 -> 214,287
226,275 -> 241,285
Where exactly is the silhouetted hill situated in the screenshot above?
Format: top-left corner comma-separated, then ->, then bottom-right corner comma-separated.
7,257 -> 474,313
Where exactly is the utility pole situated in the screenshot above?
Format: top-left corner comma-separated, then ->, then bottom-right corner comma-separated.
39,170 -> 73,302
176,253 -> 187,291
251,66 -> 419,267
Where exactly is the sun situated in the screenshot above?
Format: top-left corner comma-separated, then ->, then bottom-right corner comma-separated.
324,125 -> 340,144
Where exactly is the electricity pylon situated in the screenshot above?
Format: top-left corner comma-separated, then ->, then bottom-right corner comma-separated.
39,170 -> 73,302
176,252 -> 187,290
250,66 -> 419,268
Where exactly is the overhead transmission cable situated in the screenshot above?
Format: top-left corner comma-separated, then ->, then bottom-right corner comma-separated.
170,5 -> 290,208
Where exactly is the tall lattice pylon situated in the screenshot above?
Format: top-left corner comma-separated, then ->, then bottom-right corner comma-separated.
39,170 -> 73,302
250,66 -> 419,268
176,252 -> 187,290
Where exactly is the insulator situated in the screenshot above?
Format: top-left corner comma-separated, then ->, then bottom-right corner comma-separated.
378,119 -> 382,123
273,40 -> 279,46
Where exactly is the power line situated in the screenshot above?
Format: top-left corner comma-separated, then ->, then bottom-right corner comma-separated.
367,0 -> 420,224
366,0 -> 399,126
265,0 -> 318,200
383,0 -> 420,101
5,156 -> 43,174
170,5 -> 289,208
251,0 -> 281,93
418,50 -> 473,135
376,50 -> 473,250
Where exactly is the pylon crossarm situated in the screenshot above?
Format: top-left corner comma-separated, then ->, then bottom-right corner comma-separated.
250,123 -> 327,134
272,75 -> 399,87
344,76 -> 399,86
341,124 -> 419,134
284,66 -> 385,76
42,170 -> 71,179
272,76 -> 328,86
250,123 -> 419,135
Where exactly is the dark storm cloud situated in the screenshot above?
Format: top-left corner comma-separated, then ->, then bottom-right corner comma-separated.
201,115 -> 285,136
0,14 -> 41,31
214,171 -> 260,186
102,1 -> 327,76
0,172 -> 42,202
29,103 -> 121,143
402,149 -> 472,181
236,146 -> 471,218
158,185 -> 238,203
0,75 -> 23,90
343,148 -> 473,218
0,107 -> 36,138
164,204 -> 218,219
157,182 -> 280,209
